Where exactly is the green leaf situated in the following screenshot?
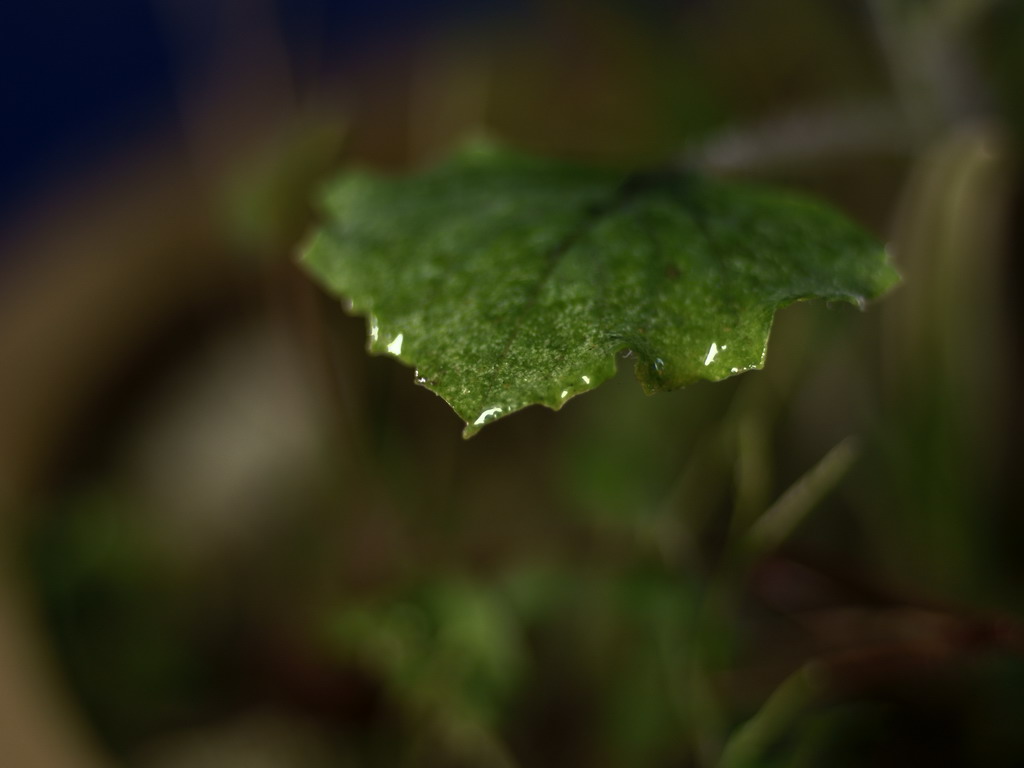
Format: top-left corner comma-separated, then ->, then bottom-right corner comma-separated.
302,143 -> 898,436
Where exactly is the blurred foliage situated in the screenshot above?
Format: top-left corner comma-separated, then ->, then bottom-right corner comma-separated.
4,0 -> 1023,767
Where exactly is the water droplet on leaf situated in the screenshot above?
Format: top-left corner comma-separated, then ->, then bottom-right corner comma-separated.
387,333 -> 404,355
704,342 -> 719,366
473,406 -> 504,426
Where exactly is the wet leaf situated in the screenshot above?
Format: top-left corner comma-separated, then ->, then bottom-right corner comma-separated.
302,143 -> 898,436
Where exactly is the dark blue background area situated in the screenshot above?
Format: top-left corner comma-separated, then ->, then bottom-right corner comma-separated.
2,1 -> 177,229
0,0 -> 513,245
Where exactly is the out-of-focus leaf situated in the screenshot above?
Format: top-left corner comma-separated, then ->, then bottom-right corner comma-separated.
303,143 -> 898,436
327,579 -> 524,725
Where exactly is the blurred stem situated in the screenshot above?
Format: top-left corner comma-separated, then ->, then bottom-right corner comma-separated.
423,713 -> 522,768
687,100 -> 909,174
656,375 -> 785,571
688,436 -> 857,766
740,437 -> 860,564
877,122 -> 1011,596
716,605 -> 1024,768
690,650 -> 729,768
656,376 -> 863,768
729,411 -> 773,539
682,577 -> 733,768
716,662 -> 827,768
652,420 -> 734,571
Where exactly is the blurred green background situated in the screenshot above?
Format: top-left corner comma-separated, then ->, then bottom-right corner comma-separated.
2,1 -> 1023,766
